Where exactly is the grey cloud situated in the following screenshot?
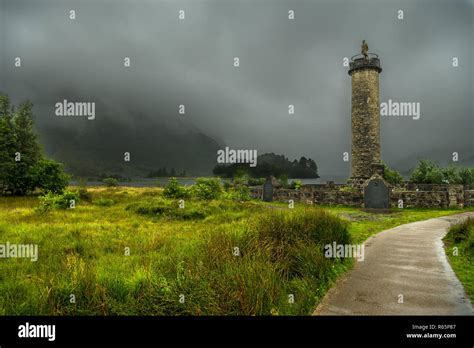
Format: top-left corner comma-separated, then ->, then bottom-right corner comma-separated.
1,0 -> 472,179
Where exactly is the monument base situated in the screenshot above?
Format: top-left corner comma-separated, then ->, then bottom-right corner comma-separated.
347,177 -> 368,189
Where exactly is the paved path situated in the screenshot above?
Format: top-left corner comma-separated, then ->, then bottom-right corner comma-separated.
314,212 -> 473,315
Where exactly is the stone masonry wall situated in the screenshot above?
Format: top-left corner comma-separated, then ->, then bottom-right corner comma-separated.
250,186 -> 363,206
390,191 -> 450,208
351,69 -> 381,179
250,184 -> 471,208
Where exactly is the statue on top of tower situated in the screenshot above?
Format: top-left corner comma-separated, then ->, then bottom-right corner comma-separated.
361,40 -> 369,59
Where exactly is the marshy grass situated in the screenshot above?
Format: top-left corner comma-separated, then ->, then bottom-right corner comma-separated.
0,187 -> 471,315
443,217 -> 473,302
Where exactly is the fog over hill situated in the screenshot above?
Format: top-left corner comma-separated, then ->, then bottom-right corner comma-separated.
1,0 -> 472,178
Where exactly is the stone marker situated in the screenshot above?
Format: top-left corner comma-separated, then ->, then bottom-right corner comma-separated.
263,177 -> 273,202
364,178 -> 389,209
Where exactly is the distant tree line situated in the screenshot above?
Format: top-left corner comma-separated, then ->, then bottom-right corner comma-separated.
383,160 -> 473,185
0,95 -> 69,195
409,160 -> 473,185
213,153 -> 319,178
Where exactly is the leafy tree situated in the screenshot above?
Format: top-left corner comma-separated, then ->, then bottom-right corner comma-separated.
163,177 -> 189,199
441,166 -> 461,184
291,180 -> 303,190
0,95 -> 69,195
30,159 -> 69,194
225,185 -> 251,201
0,96 -> 16,193
382,163 -> 403,185
458,167 -> 474,185
408,160 -> 474,185
36,190 -> 80,214
213,153 -> 319,179
8,101 -> 43,194
190,178 -> 222,200
409,160 -> 443,184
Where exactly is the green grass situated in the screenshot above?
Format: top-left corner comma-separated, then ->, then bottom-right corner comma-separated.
266,201 -> 472,243
0,187 -> 472,315
443,217 -> 474,303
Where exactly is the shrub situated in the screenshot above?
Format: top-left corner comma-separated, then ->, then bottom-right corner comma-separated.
445,217 -> 473,244
290,180 -> 303,190
94,198 -> 115,207
76,178 -> 92,202
255,208 -> 350,247
458,168 -> 474,185
223,180 -> 233,191
382,163 -> 403,185
103,178 -> 119,187
443,218 -> 473,300
225,185 -> 251,201
29,159 -> 69,194
441,166 -> 461,184
189,178 -> 223,200
163,178 -> 189,199
409,160 -> 443,184
253,209 -> 351,280
36,190 -> 80,213
409,160 -> 474,185
78,188 -> 92,202
201,208 -> 351,314
126,199 -> 207,220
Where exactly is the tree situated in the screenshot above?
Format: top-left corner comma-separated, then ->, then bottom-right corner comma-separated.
213,153 -> 319,179
441,166 -> 461,184
30,159 -> 69,193
9,101 -> 43,194
382,162 -> 403,185
458,167 -> 474,185
0,95 -> 17,193
409,160 -> 443,184
0,94 -> 69,195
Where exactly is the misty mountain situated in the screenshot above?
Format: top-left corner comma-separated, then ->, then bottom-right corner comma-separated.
2,0 -> 472,180
37,116 -> 224,178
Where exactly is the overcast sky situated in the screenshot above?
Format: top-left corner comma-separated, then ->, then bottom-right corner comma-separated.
1,0 -> 473,179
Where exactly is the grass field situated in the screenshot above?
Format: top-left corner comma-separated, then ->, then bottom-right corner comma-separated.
0,186 -> 471,315
443,217 -> 474,303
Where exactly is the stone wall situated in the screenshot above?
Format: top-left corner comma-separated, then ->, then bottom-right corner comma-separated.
250,185 -> 363,206
464,190 -> 474,207
250,183 -> 472,209
390,191 -> 450,208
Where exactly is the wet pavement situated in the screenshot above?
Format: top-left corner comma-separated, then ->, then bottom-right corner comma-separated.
314,212 -> 474,315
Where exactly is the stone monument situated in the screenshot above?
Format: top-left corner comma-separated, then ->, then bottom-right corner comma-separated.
262,176 -> 274,202
348,41 -> 383,187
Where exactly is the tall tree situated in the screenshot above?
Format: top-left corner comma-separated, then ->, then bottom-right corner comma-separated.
0,95 -> 17,193
9,101 -> 42,194
0,94 -> 69,195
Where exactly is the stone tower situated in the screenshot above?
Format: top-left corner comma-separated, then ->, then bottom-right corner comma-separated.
348,44 -> 382,184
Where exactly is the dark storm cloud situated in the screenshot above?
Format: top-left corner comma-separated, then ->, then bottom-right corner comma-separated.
1,0 -> 473,179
